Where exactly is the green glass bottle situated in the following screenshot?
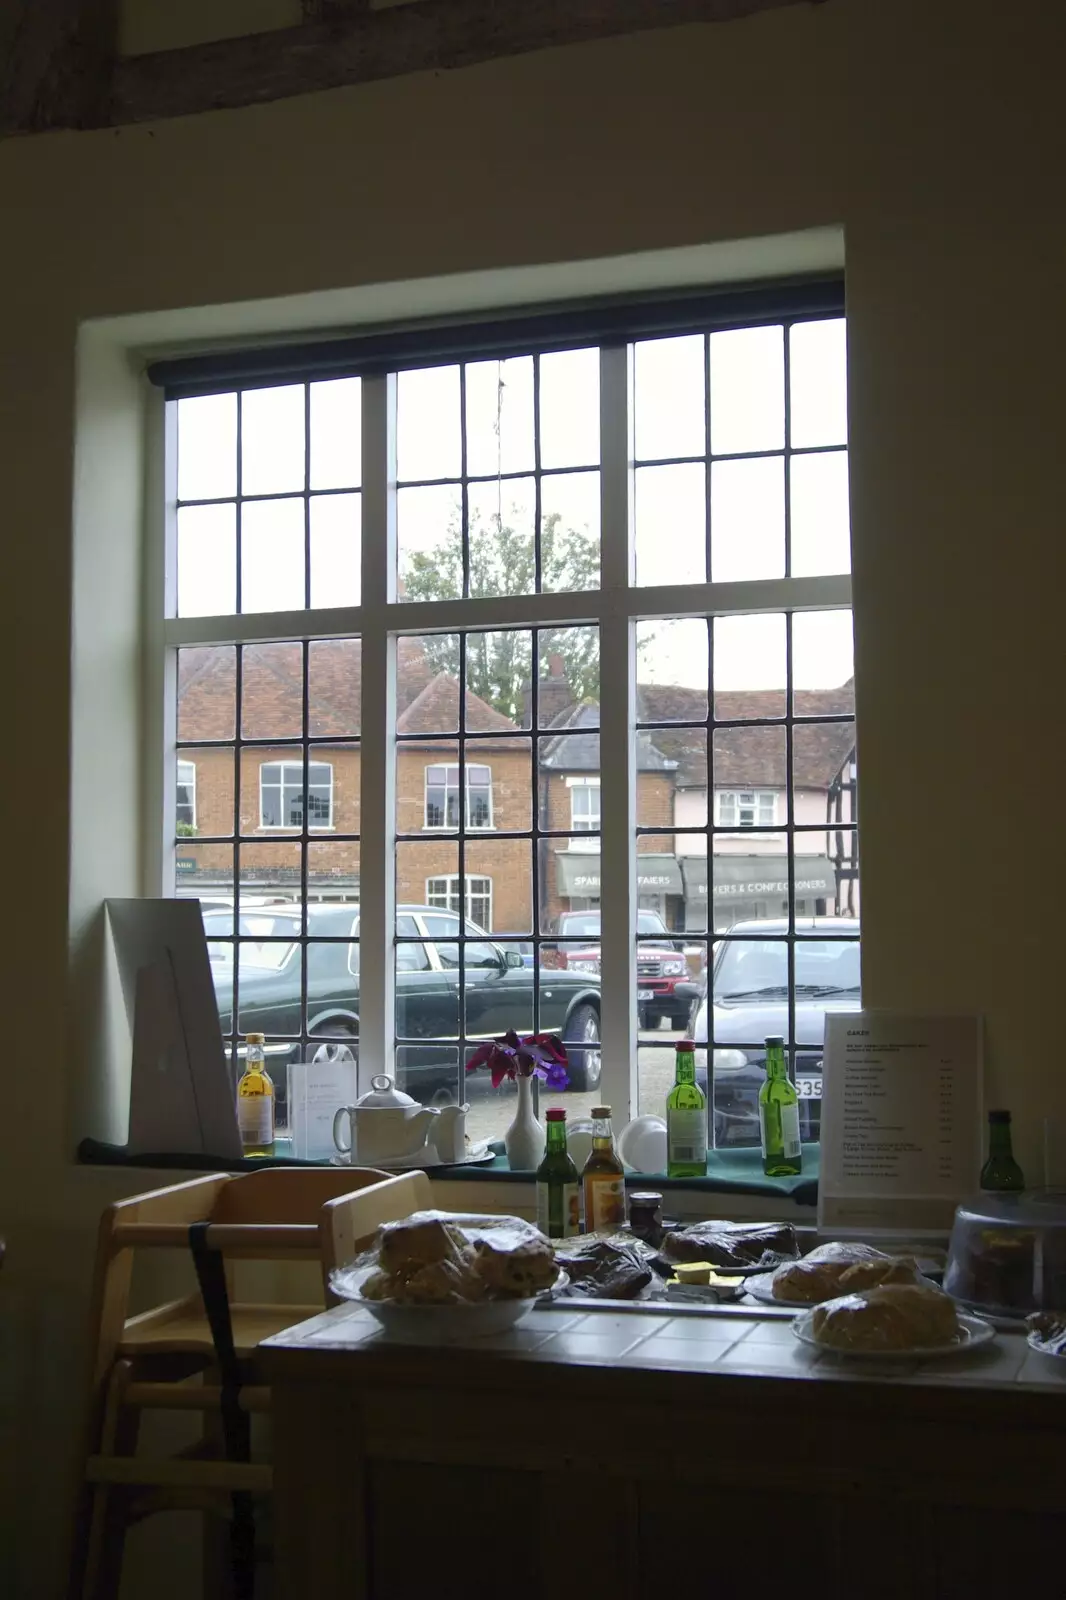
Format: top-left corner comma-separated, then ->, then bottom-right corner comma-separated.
759,1036 -> 802,1177
536,1108 -> 581,1237
666,1039 -> 708,1178
980,1109 -> 1025,1192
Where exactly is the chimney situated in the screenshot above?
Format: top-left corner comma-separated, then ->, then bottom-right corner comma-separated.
537,653 -> 572,726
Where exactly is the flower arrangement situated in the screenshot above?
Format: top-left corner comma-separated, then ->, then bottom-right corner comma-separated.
466,1030 -> 569,1091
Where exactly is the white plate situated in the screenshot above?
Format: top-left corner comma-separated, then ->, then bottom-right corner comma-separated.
792,1309 -> 996,1360
331,1140 -> 495,1171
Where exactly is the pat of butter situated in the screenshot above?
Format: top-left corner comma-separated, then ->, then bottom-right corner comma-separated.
673,1261 -> 716,1284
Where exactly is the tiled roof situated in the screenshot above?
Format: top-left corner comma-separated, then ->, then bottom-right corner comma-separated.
639,683 -> 855,788
540,699 -> 676,772
396,672 -> 527,744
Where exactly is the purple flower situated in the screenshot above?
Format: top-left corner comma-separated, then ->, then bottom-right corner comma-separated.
466,1030 -> 569,1091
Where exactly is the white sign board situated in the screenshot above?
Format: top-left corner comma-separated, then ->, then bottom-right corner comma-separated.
818,1012 -> 983,1234
289,1056 -> 357,1160
106,898 -> 242,1159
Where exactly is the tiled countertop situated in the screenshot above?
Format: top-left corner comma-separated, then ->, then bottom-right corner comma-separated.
264,1299 -> 1066,1392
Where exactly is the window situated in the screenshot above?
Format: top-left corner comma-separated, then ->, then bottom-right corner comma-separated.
569,778 -> 600,849
426,874 -> 493,930
159,282 -> 854,1159
424,763 -> 492,830
176,759 -> 196,831
260,760 -> 334,829
716,789 -> 776,829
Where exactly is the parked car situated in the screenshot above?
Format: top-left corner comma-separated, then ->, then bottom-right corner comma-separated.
543,909 -> 692,1029
204,902 -> 602,1098
689,918 -> 861,1147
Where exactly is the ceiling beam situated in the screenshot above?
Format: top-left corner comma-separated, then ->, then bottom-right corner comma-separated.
1,0 -> 117,134
97,0 -> 820,132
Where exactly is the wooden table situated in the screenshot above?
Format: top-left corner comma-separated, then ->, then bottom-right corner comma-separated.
262,1300 -> 1066,1599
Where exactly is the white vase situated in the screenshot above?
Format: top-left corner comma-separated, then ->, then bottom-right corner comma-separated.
504,1074 -> 546,1171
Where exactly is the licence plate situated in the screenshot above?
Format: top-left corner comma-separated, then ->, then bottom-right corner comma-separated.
797,1078 -> 822,1099
637,990 -> 654,1001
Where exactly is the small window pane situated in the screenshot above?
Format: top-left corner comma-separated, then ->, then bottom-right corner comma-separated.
397,485 -> 462,602
177,393 -> 237,502
540,470 -> 600,593
635,335 -> 705,461
467,477 -> 536,599
790,318 -> 847,448
709,325 -> 784,455
310,493 -> 360,609
636,463 -> 706,587
309,637 -> 361,739
241,498 -> 305,613
714,614 -> 786,718
710,456 -> 785,582
789,449 -> 851,577
177,504 -> 236,618
537,628 -> 599,726
465,356 -> 534,477
464,632 -> 532,730
539,348 -> 599,468
241,384 -> 306,497
537,735 -> 600,830
178,647 -> 236,742
635,619 -> 708,723
310,377 -> 361,490
241,644 -> 303,739
397,365 -> 460,481
792,610 -> 854,711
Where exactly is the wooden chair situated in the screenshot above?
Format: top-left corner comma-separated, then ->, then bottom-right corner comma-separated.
70,1166 -> 434,1600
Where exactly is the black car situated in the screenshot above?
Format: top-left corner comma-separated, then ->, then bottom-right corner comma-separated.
203,902 -> 602,1098
690,918 -> 861,1147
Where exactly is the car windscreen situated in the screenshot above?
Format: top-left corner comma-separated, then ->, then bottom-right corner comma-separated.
560,914 -> 601,938
714,938 -> 860,999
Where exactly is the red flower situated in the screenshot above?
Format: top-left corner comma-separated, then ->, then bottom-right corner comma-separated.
466,1031 -> 569,1090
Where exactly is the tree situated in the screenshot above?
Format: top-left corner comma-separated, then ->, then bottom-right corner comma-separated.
403,510 -> 600,719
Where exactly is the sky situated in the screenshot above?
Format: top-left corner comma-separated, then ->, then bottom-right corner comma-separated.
175,318 -> 852,692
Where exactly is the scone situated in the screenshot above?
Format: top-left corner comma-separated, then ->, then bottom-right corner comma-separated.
378,1215 -> 471,1276
771,1242 -> 915,1304
473,1236 -> 558,1298
811,1283 -> 960,1351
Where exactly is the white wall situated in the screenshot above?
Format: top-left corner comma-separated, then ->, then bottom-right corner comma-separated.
2,1 -> 1065,1592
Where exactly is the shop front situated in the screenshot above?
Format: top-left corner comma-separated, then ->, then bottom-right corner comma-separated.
681,854 -> 836,932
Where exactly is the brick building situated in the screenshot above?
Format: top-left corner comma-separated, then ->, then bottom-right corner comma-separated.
176,640 -> 855,935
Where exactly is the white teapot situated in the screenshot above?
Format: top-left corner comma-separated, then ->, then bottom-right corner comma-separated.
332,1075 -> 439,1165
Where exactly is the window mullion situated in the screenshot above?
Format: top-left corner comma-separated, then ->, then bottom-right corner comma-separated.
598,344 -> 637,1126
358,374 -> 396,1096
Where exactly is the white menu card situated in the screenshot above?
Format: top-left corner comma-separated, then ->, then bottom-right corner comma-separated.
818,1012 -> 983,1233
288,1056 -> 357,1160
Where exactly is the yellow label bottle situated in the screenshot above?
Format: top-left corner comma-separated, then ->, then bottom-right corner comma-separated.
237,1033 -> 275,1156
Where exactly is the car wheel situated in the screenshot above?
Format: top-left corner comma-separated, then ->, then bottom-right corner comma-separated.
307,1020 -> 358,1067
566,1004 -> 601,1092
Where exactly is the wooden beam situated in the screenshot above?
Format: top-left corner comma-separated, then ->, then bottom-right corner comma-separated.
1,0 -> 117,133
104,0 -> 819,132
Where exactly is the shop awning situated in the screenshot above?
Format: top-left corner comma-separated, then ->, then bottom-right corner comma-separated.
681,854 -> 836,901
555,852 -> 684,898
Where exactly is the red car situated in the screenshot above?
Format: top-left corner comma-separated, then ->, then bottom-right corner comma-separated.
544,909 -> 693,1029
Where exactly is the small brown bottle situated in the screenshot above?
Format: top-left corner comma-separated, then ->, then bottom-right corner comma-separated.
581,1105 -> 627,1233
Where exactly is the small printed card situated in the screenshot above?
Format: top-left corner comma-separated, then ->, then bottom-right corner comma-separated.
818,1012 -> 983,1234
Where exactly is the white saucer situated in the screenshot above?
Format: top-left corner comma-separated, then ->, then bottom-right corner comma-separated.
331,1140 -> 495,1171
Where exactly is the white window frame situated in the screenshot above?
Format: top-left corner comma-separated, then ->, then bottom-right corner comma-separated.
425,873 -> 493,930
258,759 -> 334,831
176,758 -> 197,830
715,788 -> 777,831
160,343 -> 851,1121
423,761 -> 493,831
567,775 -> 601,851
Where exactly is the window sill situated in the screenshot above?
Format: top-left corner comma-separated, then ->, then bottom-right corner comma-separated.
77,1136 -> 817,1204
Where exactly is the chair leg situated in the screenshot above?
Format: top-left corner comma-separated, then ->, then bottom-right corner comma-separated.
79,1363 -> 142,1600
